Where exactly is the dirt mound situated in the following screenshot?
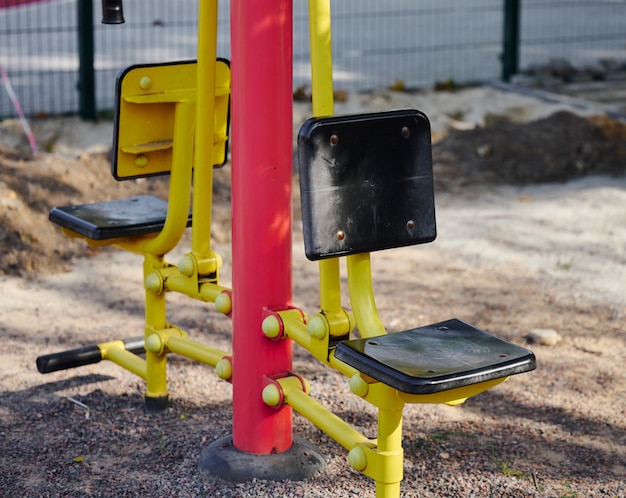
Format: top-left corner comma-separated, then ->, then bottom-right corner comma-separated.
433,111 -> 626,189
0,149 -> 171,275
1,111 -> 625,276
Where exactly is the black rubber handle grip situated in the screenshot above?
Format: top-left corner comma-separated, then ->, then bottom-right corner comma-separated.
36,344 -> 102,374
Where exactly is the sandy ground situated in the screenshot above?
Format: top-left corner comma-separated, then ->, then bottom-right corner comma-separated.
0,86 -> 625,497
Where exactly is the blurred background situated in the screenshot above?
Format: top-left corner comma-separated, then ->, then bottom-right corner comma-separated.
1,0 -> 625,118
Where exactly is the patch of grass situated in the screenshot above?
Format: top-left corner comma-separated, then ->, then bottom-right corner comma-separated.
560,481 -> 579,498
412,429 -> 460,451
434,78 -> 458,91
430,429 -> 456,443
97,109 -> 115,120
556,260 -> 573,271
490,455 -> 550,492
490,455 -> 528,479
157,433 -> 166,453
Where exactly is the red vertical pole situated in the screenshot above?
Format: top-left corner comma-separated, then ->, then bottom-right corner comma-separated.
230,0 -> 294,454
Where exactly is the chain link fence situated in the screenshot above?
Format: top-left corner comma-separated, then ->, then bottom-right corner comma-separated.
1,0 -> 625,118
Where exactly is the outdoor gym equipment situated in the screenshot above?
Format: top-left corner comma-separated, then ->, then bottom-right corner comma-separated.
36,1 -> 536,496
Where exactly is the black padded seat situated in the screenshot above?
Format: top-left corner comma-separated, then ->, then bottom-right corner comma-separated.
335,319 -> 536,394
49,195 -> 191,240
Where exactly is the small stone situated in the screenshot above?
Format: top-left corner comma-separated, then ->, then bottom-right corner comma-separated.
439,452 -> 450,459
581,62 -> 606,81
548,57 -> 576,81
476,144 -> 492,157
510,74 -> 537,87
528,328 -> 561,346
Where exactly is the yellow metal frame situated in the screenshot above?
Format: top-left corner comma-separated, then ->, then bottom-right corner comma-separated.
51,1 -> 519,497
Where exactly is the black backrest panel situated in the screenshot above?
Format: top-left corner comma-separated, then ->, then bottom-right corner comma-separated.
298,109 -> 436,261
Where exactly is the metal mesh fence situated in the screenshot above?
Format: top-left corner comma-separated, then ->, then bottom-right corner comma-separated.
300,1 -> 506,91
1,0 -> 625,118
521,0 -> 626,67
1,0 -> 81,117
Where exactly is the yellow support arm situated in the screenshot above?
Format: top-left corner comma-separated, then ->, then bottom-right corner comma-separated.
274,376 -> 372,452
308,0 -> 349,330
308,0 -> 334,117
100,340 -> 147,380
191,0 -> 218,261
346,253 -> 387,338
138,100 -> 196,256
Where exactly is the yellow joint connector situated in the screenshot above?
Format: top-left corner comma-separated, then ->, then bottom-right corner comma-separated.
215,356 -> 233,381
196,255 -> 220,277
348,443 -> 404,484
262,383 -> 283,408
348,445 -> 369,471
178,252 -> 222,279
262,372 -> 310,409
261,314 -> 283,340
214,291 -> 232,316
349,373 -> 370,397
144,326 -> 188,355
178,253 -> 196,277
262,307 -> 306,340
145,333 -> 164,355
145,271 -> 164,294
324,309 -> 355,338
307,314 -> 328,340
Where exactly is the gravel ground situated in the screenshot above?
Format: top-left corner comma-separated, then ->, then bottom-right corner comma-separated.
1,86 -> 625,497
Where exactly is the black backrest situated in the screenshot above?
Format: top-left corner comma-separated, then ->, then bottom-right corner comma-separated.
297,109 -> 436,261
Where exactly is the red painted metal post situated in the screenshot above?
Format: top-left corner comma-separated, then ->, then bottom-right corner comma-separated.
230,0 -> 294,454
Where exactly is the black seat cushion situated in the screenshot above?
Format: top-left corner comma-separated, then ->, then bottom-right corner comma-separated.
335,318 -> 536,394
49,195 -> 191,240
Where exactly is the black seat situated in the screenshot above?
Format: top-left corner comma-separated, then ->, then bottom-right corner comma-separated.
49,195 -> 190,240
335,319 -> 535,394
297,110 -> 535,394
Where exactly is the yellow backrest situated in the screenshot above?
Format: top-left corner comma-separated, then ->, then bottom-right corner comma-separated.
112,59 -> 231,180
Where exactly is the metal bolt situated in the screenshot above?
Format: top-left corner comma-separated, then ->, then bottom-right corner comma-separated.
336,230 -> 345,241
406,219 -> 415,230
401,126 -> 410,138
329,134 -> 339,146
139,76 -> 152,90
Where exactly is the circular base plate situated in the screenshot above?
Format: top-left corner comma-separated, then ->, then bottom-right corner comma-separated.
198,435 -> 326,482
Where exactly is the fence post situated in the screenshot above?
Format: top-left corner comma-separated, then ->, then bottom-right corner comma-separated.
502,0 -> 520,82
77,0 -> 96,120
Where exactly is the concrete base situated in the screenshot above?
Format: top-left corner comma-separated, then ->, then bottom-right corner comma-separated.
198,435 -> 326,482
